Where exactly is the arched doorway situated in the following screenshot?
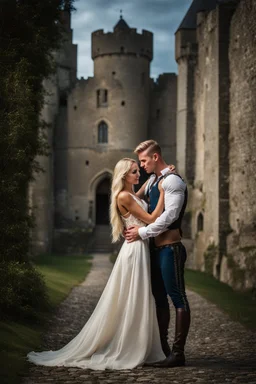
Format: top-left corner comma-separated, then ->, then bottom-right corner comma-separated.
96,178 -> 111,225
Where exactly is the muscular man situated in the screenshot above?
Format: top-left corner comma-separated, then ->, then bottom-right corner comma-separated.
125,140 -> 191,368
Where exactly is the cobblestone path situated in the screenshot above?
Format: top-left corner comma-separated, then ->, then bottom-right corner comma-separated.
23,254 -> 256,384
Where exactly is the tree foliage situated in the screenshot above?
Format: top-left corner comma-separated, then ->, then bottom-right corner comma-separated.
0,0 -> 75,262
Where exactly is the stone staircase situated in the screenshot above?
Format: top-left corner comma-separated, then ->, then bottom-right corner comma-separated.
88,225 -> 114,253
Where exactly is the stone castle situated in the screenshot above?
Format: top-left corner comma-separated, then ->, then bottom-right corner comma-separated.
29,8 -> 177,254
30,0 -> 256,291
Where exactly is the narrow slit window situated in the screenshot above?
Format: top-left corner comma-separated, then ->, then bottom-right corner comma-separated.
96,89 -> 108,107
97,89 -> 100,107
104,90 -> 108,103
197,212 -> 204,232
98,121 -> 108,143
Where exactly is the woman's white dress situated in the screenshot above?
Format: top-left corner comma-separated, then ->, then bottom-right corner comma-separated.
27,194 -> 165,370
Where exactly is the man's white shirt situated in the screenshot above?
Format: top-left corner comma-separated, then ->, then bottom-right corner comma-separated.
138,167 -> 186,240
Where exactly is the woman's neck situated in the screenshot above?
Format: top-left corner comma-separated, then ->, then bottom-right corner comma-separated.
123,185 -> 134,194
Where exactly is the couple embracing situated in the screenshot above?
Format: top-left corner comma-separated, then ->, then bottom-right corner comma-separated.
28,140 -> 191,370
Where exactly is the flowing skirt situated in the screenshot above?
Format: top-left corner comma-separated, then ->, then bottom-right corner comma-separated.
27,239 -> 165,370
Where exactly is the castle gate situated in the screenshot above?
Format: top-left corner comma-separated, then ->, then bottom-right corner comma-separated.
95,177 -> 111,225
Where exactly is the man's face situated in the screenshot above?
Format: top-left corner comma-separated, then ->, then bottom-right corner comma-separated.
138,150 -> 156,174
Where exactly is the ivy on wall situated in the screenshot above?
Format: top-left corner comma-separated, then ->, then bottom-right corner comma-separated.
0,0 -> 75,262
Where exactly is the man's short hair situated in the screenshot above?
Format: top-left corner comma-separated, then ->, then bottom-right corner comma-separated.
134,140 -> 162,156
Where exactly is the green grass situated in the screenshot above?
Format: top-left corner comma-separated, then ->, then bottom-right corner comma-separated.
185,268 -> 256,330
0,322 -> 42,384
35,253 -> 92,306
0,253 -> 92,384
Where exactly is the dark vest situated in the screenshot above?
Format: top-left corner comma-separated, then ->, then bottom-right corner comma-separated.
147,173 -> 187,232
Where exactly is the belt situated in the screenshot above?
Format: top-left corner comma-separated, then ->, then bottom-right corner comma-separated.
154,241 -> 182,251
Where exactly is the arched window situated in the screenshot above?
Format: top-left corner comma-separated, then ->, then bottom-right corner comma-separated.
197,212 -> 204,232
98,121 -> 108,143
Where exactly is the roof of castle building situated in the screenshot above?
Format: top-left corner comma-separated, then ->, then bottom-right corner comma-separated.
114,16 -> 130,31
176,0 -> 218,32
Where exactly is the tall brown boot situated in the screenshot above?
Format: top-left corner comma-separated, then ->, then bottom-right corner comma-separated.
172,308 -> 190,361
153,308 -> 190,367
156,307 -> 171,357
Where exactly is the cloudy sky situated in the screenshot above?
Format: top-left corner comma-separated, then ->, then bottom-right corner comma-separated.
71,0 -> 192,80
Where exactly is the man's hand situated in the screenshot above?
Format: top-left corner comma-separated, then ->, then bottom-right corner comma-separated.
125,225 -> 141,243
168,164 -> 177,174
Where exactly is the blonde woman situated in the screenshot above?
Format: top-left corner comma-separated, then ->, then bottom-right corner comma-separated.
27,158 -> 166,370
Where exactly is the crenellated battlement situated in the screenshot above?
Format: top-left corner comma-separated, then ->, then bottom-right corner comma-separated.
91,22 -> 153,61
153,73 -> 177,90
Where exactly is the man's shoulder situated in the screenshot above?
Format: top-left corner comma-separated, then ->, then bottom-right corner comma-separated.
163,172 -> 184,180
162,173 -> 186,189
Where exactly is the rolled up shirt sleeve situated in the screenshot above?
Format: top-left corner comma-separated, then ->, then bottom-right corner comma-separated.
138,175 -> 186,240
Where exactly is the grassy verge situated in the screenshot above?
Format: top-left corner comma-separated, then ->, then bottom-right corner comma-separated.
185,268 -> 256,330
35,253 -> 92,306
0,253 -> 92,384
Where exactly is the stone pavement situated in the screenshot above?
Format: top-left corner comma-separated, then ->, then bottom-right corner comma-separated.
23,254 -> 256,384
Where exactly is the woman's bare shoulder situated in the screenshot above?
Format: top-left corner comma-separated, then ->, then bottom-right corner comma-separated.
117,191 -> 132,203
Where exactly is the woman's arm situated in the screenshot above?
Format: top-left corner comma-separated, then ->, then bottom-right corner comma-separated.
118,189 -> 164,225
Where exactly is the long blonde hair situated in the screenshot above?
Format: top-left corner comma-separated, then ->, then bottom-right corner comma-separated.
110,158 -> 137,243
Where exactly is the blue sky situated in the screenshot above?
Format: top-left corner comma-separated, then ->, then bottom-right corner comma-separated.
71,0 -> 191,80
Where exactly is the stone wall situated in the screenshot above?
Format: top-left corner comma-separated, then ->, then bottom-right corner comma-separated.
54,147 -> 135,227
192,8 -> 220,273
30,10 -> 77,254
29,77 -> 57,254
149,73 -> 177,165
176,0 -> 256,290
223,0 -> 256,289
216,3 -> 235,279
175,29 -> 197,180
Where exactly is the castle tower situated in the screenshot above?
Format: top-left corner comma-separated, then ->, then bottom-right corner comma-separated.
91,16 -> 153,148
175,0 -> 217,183
175,0 -> 236,276
53,17 -> 154,240
149,73 -> 177,165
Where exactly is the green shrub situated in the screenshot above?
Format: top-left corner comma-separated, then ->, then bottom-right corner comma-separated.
0,261 -> 50,322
